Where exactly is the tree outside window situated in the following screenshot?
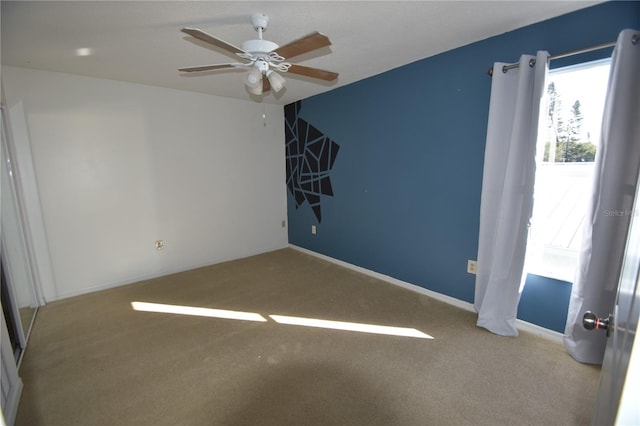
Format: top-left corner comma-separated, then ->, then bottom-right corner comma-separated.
543,82 -> 597,163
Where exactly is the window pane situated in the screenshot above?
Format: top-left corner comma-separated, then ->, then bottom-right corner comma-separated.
526,59 -> 610,282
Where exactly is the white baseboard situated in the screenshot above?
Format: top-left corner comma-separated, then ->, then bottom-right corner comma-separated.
289,244 -> 564,344
53,244 -> 290,302
288,244 -> 476,312
515,319 -> 564,343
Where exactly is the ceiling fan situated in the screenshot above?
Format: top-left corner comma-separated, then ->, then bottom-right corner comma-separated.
178,13 -> 339,96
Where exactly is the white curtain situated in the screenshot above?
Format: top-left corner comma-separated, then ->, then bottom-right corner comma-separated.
475,51 -> 548,336
564,29 -> 640,364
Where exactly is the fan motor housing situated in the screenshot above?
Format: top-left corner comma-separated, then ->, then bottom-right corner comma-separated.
242,39 -> 279,55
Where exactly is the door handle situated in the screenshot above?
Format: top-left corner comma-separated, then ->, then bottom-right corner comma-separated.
583,311 -> 614,337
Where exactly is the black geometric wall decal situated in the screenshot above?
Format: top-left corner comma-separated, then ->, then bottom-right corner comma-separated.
285,101 -> 339,223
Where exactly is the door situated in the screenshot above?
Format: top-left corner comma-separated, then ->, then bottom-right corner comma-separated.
1,302 -> 23,426
1,103 -> 43,355
1,260 -> 23,360
590,168 -> 640,425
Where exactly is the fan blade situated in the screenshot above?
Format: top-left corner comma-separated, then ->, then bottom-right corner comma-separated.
272,31 -> 331,60
178,63 -> 239,72
287,64 -> 338,81
262,75 -> 271,93
181,27 -> 248,56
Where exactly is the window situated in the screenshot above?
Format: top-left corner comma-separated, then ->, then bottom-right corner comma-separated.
525,58 -> 611,282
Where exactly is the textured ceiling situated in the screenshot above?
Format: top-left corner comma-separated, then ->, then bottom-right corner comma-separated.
1,1 -> 601,105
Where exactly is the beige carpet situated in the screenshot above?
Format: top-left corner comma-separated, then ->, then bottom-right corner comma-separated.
16,248 -> 601,426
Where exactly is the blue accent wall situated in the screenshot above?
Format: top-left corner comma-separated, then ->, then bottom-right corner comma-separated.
286,2 -> 640,332
520,274 -> 573,332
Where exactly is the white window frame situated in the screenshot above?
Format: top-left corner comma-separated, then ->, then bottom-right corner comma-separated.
525,58 -> 611,283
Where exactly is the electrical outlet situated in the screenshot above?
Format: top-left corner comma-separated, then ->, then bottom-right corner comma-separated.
467,260 -> 477,274
311,225 -> 317,235
155,240 -> 164,250
281,220 -> 286,228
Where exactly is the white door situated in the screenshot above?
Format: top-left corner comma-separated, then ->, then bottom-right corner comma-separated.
590,169 -> 640,425
0,306 -> 23,426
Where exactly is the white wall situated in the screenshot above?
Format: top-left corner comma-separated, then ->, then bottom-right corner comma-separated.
2,66 -> 287,300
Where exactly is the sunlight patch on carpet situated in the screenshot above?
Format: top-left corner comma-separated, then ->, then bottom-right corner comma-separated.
131,301 -> 267,322
131,301 -> 432,339
269,315 -> 433,339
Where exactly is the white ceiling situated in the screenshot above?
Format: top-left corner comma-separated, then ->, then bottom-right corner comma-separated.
1,1 -> 601,105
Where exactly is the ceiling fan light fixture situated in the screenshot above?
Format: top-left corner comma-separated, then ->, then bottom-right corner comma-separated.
245,66 -> 262,86
245,63 -> 265,95
266,70 -> 286,92
247,83 -> 263,96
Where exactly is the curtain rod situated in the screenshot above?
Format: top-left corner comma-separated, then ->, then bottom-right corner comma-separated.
487,40 -> 617,76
